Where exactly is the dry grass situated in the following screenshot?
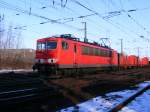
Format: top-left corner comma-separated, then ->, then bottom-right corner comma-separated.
0,49 -> 35,69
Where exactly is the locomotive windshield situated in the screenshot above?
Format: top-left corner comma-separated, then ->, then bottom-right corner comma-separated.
37,41 -> 57,50
46,41 -> 57,49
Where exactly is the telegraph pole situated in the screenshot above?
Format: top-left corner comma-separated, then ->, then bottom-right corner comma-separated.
137,47 -> 140,58
137,47 -> 140,66
120,38 -> 123,54
82,22 -> 88,42
136,47 -> 141,66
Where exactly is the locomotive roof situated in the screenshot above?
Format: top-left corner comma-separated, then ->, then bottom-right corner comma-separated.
38,34 -> 113,50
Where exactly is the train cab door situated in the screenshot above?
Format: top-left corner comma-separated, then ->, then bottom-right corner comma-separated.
73,44 -> 77,68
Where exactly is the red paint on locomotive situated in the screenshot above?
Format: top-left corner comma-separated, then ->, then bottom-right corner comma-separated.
127,55 -> 139,67
141,57 -> 149,66
33,34 -> 149,72
34,34 -> 115,71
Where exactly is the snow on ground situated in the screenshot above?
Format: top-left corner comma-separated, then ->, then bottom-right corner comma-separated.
58,81 -> 150,112
119,89 -> 150,112
0,69 -> 33,73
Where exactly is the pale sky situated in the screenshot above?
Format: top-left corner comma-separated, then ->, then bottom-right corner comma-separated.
0,0 -> 150,57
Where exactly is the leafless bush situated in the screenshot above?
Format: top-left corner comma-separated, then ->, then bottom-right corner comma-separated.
0,14 -> 34,69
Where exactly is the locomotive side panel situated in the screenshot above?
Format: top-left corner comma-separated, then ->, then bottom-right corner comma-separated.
111,50 -> 118,66
58,39 -> 83,68
58,40 -> 113,68
57,39 -> 75,68
77,43 -> 112,68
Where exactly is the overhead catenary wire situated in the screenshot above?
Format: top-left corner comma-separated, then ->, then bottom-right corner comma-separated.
100,0 -> 147,39
0,0 -> 109,41
1,0 -> 150,47
30,0 -> 149,39
0,0 -> 82,31
30,0 -> 117,36
20,0 -> 112,36
85,0 -> 150,55
57,0 -> 149,38
1,0 -> 150,38
71,0 -> 144,39
101,0 -> 150,41
39,0 -> 140,45
119,0 -> 150,40
101,0 -> 149,41
49,0 -> 80,15
127,2 -> 150,36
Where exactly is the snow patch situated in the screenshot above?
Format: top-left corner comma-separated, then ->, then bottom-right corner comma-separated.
0,69 -> 33,73
58,81 -> 150,112
119,89 -> 150,112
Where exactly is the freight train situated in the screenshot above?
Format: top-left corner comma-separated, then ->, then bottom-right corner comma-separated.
33,34 -> 149,73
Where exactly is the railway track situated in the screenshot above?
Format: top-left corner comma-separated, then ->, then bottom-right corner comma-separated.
109,83 -> 150,112
0,72 -> 59,111
0,68 -> 150,111
0,87 -> 57,107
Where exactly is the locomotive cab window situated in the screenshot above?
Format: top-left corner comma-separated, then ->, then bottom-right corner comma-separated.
46,41 -> 57,49
62,41 -> 69,50
37,42 -> 45,50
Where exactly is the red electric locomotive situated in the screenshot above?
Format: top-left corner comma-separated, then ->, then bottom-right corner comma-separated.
141,57 -> 149,66
127,55 -> 139,68
33,34 -> 118,73
33,34 -> 150,73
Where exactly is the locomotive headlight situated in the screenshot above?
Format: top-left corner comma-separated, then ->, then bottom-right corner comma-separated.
48,58 -> 58,63
35,59 -> 39,63
40,59 -> 44,63
35,59 -> 46,63
53,59 -> 58,63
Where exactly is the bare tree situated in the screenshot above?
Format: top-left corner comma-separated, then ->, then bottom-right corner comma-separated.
0,14 -> 5,69
0,14 -> 34,69
0,14 -> 25,69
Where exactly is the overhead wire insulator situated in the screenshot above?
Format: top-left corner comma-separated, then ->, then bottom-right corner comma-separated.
128,9 -> 136,12
140,35 -> 144,38
61,0 -> 67,7
41,7 -> 46,9
127,14 -> 131,17
0,14 -> 4,21
29,7 -> 31,15
53,0 -> 55,5
29,0 -> 32,15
